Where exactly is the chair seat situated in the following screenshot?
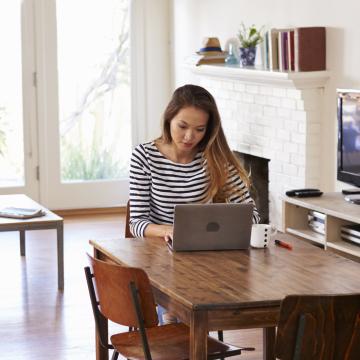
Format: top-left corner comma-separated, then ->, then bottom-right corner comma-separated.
111,323 -> 241,360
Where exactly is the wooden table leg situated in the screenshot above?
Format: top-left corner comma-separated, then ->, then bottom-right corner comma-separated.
190,310 -> 207,360
57,222 -> 64,290
19,230 -> 25,256
263,327 -> 276,360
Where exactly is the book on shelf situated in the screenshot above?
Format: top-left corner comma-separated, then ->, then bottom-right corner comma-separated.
267,28 -> 279,70
263,33 -> 270,69
276,28 -> 293,71
256,40 -> 268,69
294,26 -> 326,71
265,26 -> 325,72
283,31 -> 289,71
0,207 -> 46,219
277,31 -> 284,71
287,30 -> 295,71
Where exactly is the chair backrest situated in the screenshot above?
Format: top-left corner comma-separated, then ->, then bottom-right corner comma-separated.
125,200 -> 132,237
87,254 -> 158,328
275,294 -> 360,360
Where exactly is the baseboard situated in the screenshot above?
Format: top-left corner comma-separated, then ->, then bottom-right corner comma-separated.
53,206 -> 126,217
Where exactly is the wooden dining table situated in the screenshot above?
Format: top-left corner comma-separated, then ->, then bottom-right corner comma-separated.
90,234 -> 360,360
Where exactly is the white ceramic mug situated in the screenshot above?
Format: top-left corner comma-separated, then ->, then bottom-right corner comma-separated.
250,224 -> 277,248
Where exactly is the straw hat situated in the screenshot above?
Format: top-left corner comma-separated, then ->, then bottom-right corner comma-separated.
197,37 -> 227,56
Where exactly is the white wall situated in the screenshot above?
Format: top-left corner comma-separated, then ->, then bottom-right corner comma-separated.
170,0 -> 360,192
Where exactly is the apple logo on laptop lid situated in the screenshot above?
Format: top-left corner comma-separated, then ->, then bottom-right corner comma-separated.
206,222 -> 220,232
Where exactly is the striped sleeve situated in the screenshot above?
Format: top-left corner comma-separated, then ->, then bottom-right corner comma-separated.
129,144 -> 152,237
226,165 -> 261,224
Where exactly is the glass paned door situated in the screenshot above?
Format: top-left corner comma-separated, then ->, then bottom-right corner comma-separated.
0,0 -> 38,198
0,1 -> 24,187
57,0 -> 131,183
37,0 -> 131,209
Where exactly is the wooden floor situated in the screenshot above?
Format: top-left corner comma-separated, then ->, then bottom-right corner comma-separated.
0,213 -> 262,359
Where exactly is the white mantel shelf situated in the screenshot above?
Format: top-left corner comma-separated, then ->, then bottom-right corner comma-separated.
188,64 -> 330,89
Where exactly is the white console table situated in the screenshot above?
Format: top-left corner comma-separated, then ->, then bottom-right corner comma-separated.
283,192 -> 360,260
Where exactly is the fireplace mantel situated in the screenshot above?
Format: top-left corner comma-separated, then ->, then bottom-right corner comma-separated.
188,64 -> 330,89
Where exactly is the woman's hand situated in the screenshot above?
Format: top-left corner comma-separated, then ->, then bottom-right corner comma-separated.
144,224 -> 173,241
162,225 -> 174,243
163,229 -> 173,244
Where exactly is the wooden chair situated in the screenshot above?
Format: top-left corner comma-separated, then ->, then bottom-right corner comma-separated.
275,294 -> 360,360
85,254 -> 251,360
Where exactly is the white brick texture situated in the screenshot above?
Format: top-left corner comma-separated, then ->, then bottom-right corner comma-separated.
196,78 -> 323,228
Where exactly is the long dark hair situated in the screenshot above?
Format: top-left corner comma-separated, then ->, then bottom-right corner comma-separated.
158,84 -> 249,202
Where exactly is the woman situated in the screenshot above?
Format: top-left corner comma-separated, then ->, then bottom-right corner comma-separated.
129,84 -> 260,240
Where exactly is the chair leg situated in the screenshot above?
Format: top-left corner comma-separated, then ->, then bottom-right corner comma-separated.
84,267 -> 112,350
129,281 -> 152,360
111,350 -> 119,360
217,331 -> 224,360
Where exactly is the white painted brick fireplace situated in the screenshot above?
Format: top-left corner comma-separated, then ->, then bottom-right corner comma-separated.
186,65 -> 330,228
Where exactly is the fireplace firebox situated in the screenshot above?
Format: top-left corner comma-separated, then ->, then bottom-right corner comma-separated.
234,151 -> 270,224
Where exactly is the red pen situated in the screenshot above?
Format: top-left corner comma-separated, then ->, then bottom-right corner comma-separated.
275,239 -> 293,250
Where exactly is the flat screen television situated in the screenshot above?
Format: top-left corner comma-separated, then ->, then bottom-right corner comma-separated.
337,89 -> 360,187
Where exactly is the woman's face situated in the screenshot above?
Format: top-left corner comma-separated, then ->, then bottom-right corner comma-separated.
169,106 -> 209,153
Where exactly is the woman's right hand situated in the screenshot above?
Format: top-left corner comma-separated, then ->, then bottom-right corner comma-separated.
162,225 -> 174,243
144,224 -> 174,241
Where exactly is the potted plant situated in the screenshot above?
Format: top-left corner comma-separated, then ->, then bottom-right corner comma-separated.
237,23 -> 264,67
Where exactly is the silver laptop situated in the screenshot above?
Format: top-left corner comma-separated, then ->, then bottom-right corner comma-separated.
168,203 -> 254,252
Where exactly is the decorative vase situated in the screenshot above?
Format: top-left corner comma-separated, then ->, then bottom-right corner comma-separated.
225,43 -> 239,66
239,46 -> 256,67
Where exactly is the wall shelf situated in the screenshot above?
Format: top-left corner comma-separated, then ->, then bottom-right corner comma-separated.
187,64 -> 330,89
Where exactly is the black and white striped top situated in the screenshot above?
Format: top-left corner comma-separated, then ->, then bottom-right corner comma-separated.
129,141 -> 260,237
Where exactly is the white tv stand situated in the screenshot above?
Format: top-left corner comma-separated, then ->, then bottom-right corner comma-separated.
283,192 -> 360,260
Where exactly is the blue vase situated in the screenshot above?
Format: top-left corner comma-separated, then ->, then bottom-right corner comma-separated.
239,47 -> 256,67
